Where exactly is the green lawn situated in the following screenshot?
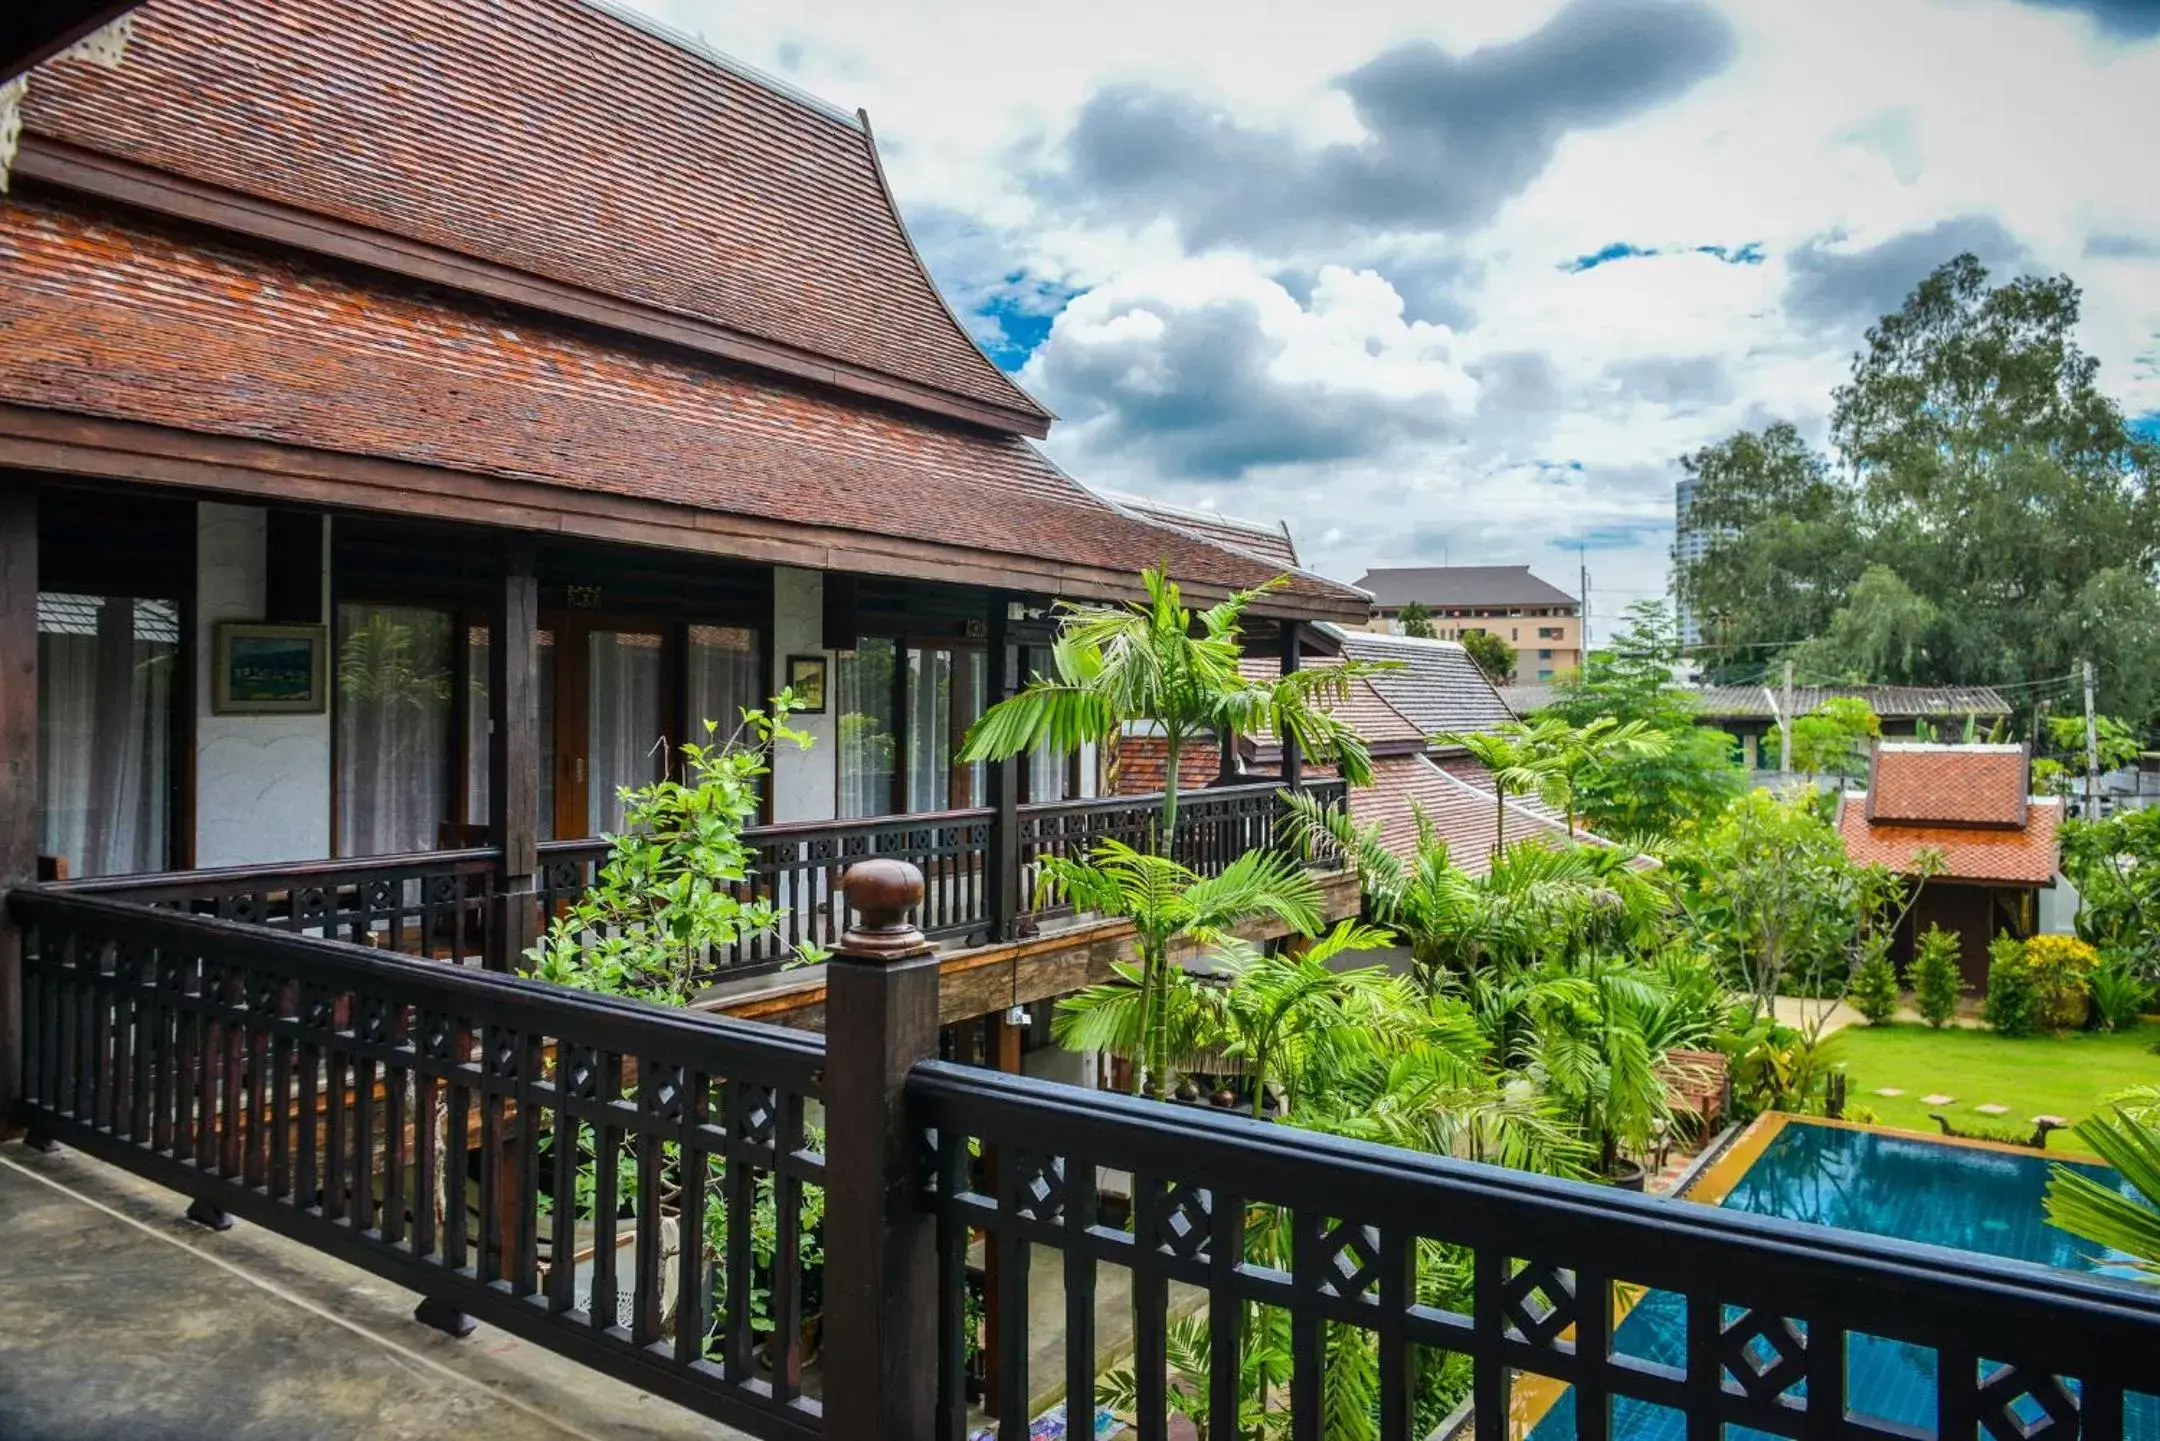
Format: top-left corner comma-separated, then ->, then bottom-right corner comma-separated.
1828,1022 -> 2157,1138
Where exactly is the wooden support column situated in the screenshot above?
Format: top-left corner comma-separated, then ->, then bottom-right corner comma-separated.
0,484 -> 34,1137
1279,619 -> 1303,791
984,595 -> 1019,942
822,860 -> 940,1441
485,541 -> 539,973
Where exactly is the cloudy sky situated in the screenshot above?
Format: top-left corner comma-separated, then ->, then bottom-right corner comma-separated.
628,0 -> 2160,640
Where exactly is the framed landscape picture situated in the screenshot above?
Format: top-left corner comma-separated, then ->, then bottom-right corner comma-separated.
213,622 -> 328,714
785,654 -> 828,713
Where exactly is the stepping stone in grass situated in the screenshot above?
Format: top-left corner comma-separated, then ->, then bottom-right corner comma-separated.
1920,1094 -> 1956,1106
1974,1104 -> 2009,1116
1874,1087 -> 1905,1097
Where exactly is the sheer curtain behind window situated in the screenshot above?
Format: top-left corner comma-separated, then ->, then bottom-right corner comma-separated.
336,604 -> 453,856
836,637 -> 895,818
466,625 -> 557,841
906,647 -> 952,813
37,594 -> 176,877
588,630 -> 663,835
688,625 -> 759,743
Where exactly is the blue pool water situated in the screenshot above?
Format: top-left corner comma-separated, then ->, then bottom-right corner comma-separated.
1527,1122 -> 2157,1440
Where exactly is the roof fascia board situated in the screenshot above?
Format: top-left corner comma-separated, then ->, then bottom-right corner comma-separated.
0,404 -> 1371,621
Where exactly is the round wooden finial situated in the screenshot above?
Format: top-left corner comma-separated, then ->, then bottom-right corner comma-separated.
837,858 -> 932,962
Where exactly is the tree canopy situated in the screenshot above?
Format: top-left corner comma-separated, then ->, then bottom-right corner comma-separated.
1676,254 -> 2160,718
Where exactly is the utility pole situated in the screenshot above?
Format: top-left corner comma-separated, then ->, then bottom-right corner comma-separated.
1578,546 -> 1588,652
2083,659 -> 2101,818
1780,658 -> 1794,774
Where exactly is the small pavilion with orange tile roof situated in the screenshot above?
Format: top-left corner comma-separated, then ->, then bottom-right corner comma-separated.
1836,743 -> 2062,985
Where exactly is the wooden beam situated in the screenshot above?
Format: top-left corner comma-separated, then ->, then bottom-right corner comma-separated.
486,541 -> 539,972
2,3 -> 135,81
984,596 -> 1019,941
1279,619 -> 1304,791
0,405 -> 1373,625
0,482 -> 36,1135
12,139 -> 1053,440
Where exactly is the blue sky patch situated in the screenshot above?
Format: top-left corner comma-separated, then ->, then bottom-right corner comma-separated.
2130,411 -> 2160,444
970,274 -> 1082,371
1561,241 -> 1766,273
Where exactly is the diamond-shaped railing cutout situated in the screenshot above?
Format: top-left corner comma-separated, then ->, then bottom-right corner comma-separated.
420,1012 -> 457,1060
1720,1310 -> 1807,1404
426,875 -> 458,905
648,1065 -> 686,1121
1013,1152 -> 1068,1225
733,1083 -> 777,1146
1978,1365 -> 2080,1441
560,1045 -> 599,1100
1317,1221 -> 1382,1301
225,894 -> 263,926
1500,1263 -> 1577,1350
356,997 -> 394,1045
1152,1182 -> 1213,1261
296,887 -> 332,923
363,879 -> 398,910
490,1031 -> 520,1079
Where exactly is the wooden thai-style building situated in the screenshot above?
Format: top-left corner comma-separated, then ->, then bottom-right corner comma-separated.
3,11 -> 2156,1440
0,0 -> 1366,1070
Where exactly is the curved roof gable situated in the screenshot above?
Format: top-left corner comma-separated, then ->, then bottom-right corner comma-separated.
18,0 -> 1049,431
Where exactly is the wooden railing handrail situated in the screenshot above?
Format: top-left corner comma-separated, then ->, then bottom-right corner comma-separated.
52,846 -> 505,897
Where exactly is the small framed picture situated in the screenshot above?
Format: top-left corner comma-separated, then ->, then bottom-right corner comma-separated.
213,622 -> 328,715
785,654 -> 829,713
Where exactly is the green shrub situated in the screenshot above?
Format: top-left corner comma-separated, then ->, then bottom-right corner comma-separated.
2022,934 -> 2100,1032
1913,924 -> 1963,1028
1848,937 -> 1900,1025
2090,960 -> 2154,1032
1982,934 -> 2039,1037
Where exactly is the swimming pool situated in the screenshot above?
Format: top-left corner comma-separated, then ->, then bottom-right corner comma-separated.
1525,1117 -> 2157,1441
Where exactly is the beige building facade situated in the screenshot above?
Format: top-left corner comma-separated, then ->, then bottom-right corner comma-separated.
1352,565 -> 1583,681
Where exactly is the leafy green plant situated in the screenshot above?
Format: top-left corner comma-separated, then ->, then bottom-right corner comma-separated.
1982,934 -> 2039,1037
1039,838 -> 1324,1097
2046,1104 -> 2160,1280
1458,626 -> 1515,683
1717,1016 -> 1844,1118
1913,924 -> 1963,1028
525,700 -> 820,1004
1397,600 -> 1437,639
2089,960 -> 2153,1032
2022,934 -> 2101,1032
1848,935 -> 1900,1025
1789,696 -> 1880,783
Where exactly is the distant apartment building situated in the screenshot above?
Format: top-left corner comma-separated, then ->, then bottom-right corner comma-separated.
1353,565 -> 1582,680
1672,477 -> 1715,645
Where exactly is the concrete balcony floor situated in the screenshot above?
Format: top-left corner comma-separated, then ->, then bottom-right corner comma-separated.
0,1142 -> 750,1441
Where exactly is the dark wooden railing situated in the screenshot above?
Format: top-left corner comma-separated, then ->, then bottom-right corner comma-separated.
13,868 -> 2160,1441
54,849 -> 500,967
10,888 -> 826,1439
537,807 -> 996,975
59,782 -> 1348,985
913,1063 -> 2160,1441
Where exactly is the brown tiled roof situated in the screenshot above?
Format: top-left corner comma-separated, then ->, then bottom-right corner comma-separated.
1690,685 -> 2012,721
1237,657 -> 1425,756
1327,630 -> 1516,739
1351,756 -> 1584,877
17,0 -> 1048,427
1838,794 -> 2060,885
0,192 -> 1367,614
1865,745 -> 2028,828
1106,493 -> 1302,570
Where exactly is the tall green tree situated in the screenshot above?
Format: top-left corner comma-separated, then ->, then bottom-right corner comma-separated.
1542,602 -> 1745,838
1397,600 -> 1437,639
1458,627 -> 1516,683
1677,254 -> 2160,716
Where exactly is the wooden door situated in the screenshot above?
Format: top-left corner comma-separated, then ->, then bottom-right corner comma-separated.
544,615 -> 670,840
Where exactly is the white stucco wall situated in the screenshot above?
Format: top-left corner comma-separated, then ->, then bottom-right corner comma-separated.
770,566 -> 837,823
194,503 -> 332,866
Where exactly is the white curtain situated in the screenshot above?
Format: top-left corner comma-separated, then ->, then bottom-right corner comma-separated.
906,647 -> 952,812
836,638 -> 895,818
36,594 -> 175,877
336,605 -> 453,856
688,625 -> 759,744
587,630 -> 663,835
